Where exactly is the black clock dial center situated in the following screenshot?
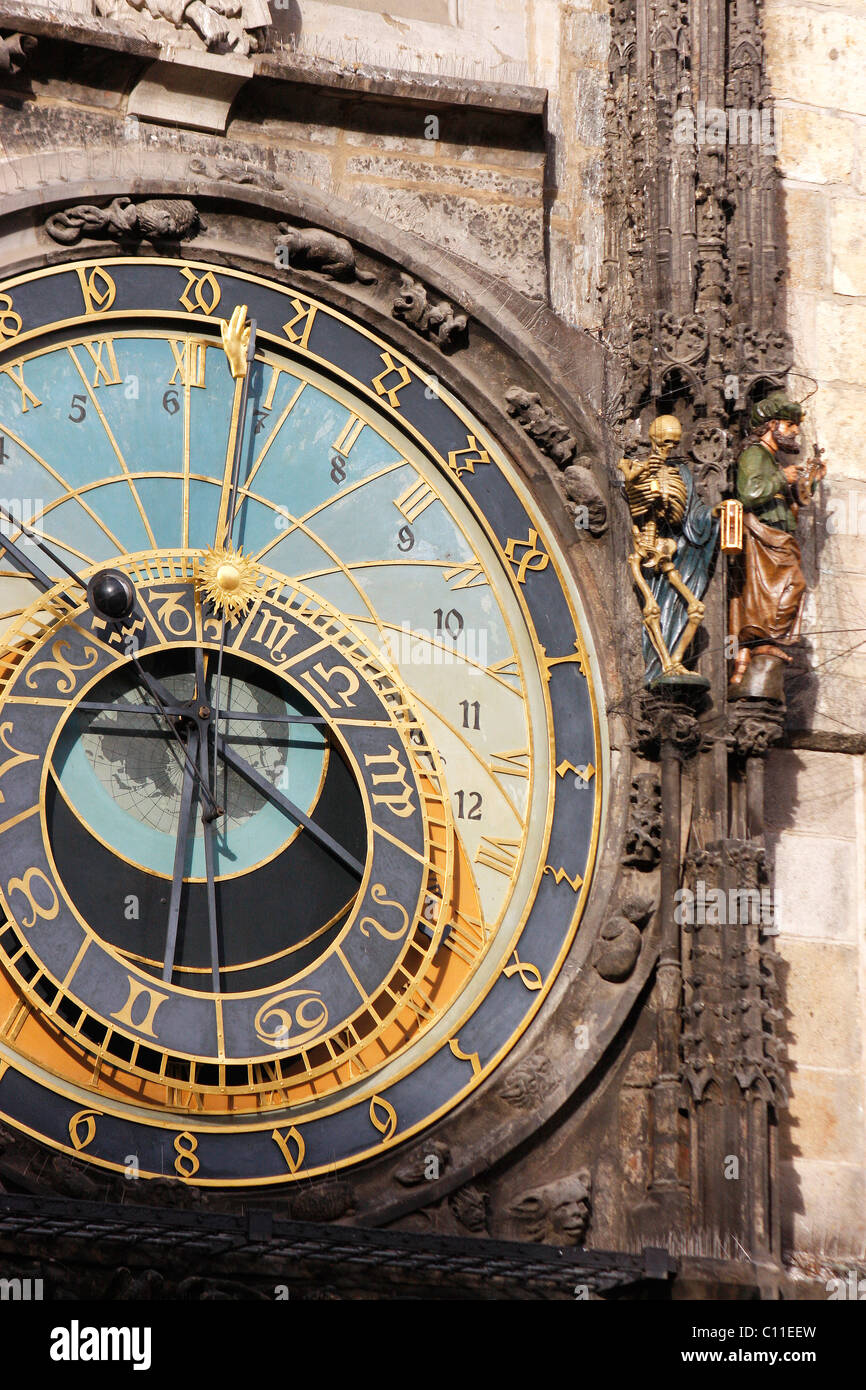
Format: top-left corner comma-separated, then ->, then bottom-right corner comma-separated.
48,646 -> 369,994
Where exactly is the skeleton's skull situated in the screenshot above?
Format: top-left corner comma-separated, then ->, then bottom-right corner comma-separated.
648,414 -> 683,451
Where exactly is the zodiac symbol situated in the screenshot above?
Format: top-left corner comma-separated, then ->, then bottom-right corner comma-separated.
272,1125 -> 305,1173
360,884 -> 410,941
254,989 -> 328,1049
24,639 -> 100,694
0,294 -> 22,343
178,267 -> 221,316
5,866 -> 60,929
503,949 -> 543,991
503,529 -> 550,585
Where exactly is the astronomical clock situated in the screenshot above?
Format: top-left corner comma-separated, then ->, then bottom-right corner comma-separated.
0,255 -> 605,1189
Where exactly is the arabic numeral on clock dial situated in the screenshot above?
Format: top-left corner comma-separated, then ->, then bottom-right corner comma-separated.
434,607 -> 463,639
68,393 -> 87,424
397,524 -> 414,552
455,790 -> 483,820
162,388 -> 180,415
460,699 -> 480,730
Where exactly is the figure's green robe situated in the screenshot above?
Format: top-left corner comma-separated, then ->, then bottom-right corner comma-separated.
736,442 -> 797,532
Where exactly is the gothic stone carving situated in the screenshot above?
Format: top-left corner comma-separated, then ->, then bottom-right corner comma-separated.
632,691 -> 705,761
562,461 -> 608,536
282,1181 -> 355,1223
392,273 -> 468,350
189,155 -> 286,192
0,33 -> 36,75
592,896 -> 654,982
498,1055 -> 555,1109
46,197 -> 202,246
449,1184 -> 488,1234
507,1173 -> 592,1247
274,223 -> 377,284
94,0 -> 271,56
726,699 -> 785,757
505,386 -> 579,467
681,841 -> 787,1105
602,0 -> 792,505
505,388 -> 608,535
622,772 -> 662,868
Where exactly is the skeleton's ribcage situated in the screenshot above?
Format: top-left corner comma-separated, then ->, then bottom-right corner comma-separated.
623,467 -> 687,526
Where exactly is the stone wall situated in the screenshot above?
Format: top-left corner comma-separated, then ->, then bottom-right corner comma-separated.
13,0 -> 608,328
765,0 -> 866,1260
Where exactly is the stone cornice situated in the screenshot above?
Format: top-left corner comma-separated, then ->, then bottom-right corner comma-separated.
0,3 -> 547,117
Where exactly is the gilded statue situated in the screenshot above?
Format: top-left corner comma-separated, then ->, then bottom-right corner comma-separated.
619,415 -> 718,685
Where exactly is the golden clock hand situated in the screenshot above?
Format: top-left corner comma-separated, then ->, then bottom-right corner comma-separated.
214,303 -> 257,549
211,306 -> 257,800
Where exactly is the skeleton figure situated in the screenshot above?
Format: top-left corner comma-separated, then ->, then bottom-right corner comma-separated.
619,415 -> 717,682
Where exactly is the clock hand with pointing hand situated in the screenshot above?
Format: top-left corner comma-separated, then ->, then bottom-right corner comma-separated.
210,303 -> 258,806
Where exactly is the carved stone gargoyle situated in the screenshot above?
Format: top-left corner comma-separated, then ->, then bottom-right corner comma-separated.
45,196 -> 202,246
94,1 -> 271,56
274,223 -> 376,284
507,1171 -> 592,1247
0,33 -> 37,76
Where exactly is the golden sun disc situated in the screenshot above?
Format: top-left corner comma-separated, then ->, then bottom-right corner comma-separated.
198,545 -> 259,619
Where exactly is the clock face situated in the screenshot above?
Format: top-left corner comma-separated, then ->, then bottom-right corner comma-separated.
0,258 -> 603,1184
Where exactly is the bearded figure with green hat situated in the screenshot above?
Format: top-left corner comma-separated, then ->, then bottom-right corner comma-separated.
728,390 -> 826,700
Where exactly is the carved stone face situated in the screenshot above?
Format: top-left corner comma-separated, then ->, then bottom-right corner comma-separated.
509,1172 -> 592,1246
550,1193 -> 590,1242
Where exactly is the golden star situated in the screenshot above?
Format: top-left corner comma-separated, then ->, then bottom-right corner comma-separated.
197,543 -> 259,620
